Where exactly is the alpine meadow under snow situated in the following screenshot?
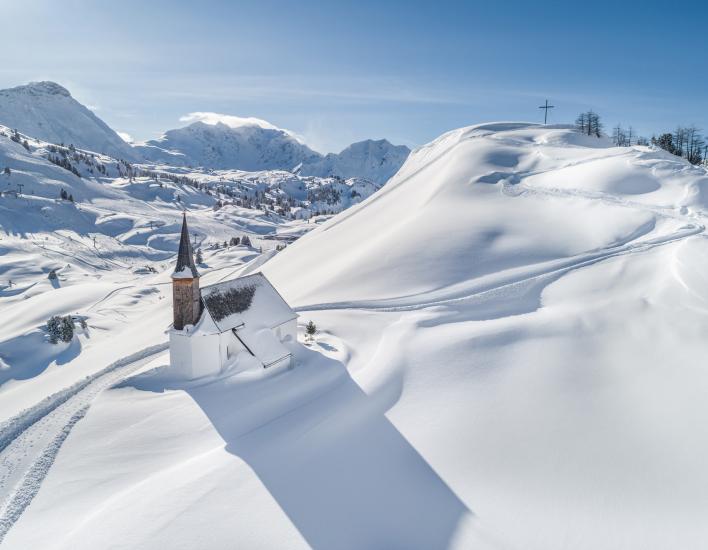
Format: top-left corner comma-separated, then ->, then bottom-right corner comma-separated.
1,82 -> 708,550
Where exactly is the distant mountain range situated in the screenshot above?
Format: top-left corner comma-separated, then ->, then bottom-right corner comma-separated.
0,81 -> 410,184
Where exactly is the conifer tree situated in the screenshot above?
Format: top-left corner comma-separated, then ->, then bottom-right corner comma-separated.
305,321 -> 317,341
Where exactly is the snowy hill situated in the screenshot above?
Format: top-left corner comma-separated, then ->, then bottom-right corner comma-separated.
297,138 -> 410,184
3,121 -> 708,549
264,122 -> 708,305
0,82 -> 136,161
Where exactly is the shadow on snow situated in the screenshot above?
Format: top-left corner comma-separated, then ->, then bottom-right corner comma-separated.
127,343 -> 471,550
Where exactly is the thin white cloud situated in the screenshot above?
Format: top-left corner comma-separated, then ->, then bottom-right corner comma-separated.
117,131 -> 133,143
178,112 -> 306,143
179,112 -> 280,130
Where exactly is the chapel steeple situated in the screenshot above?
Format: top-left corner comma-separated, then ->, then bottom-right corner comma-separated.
171,213 -> 201,330
172,212 -> 199,279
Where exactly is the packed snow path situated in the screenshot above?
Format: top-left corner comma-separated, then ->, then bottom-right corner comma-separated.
0,344 -> 168,543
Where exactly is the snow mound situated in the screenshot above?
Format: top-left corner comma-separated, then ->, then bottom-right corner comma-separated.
263,122 -> 708,306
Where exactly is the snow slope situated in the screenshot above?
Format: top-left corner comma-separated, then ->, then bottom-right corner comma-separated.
264,123 -> 708,306
3,122 -> 708,550
0,82 -> 136,161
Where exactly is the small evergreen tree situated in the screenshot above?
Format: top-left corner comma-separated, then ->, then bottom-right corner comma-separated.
46,316 -> 62,344
48,269 -> 58,280
3,167 -> 9,176
45,315 -> 74,344
305,320 -> 317,340
195,248 -> 204,264
60,188 -> 68,200
229,236 -> 240,246
59,316 -> 74,342
241,235 -> 251,247
652,133 -> 677,155
68,194 -> 74,202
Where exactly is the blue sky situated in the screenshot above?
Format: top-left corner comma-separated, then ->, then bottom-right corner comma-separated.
3,0 -> 708,152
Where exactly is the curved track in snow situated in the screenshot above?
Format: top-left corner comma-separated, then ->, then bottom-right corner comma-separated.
297,223 -> 704,314
0,343 -> 168,543
299,146 -> 707,314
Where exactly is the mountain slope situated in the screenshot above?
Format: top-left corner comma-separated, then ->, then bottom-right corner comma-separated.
136,120 -> 321,171
0,82 -> 136,161
5,122 -> 708,550
253,122 -> 708,548
0,82 -> 409,182
264,122 -> 708,305
138,121 -> 410,184
297,139 -> 410,184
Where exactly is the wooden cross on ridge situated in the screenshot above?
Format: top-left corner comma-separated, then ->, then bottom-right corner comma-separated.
539,99 -> 554,124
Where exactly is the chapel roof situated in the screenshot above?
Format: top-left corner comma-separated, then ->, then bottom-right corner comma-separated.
200,272 -> 296,333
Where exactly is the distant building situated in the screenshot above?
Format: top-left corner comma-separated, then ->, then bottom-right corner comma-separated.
169,213 -> 296,379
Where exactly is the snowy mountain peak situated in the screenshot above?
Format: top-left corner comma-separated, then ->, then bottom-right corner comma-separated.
9,81 -> 72,97
297,138 -> 411,184
137,118 -> 321,171
0,81 -> 137,160
0,81 -> 410,183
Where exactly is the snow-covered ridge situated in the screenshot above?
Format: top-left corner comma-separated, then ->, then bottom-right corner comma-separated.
0,81 -> 410,184
297,138 -> 410,185
138,121 -> 411,183
136,120 -> 322,172
264,121 -> 708,304
0,82 -> 137,161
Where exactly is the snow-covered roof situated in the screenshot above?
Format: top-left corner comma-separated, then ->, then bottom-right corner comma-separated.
199,272 -> 296,333
236,325 -> 291,367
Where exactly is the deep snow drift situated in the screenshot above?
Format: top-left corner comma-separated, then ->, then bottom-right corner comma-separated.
3,122 -> 708,550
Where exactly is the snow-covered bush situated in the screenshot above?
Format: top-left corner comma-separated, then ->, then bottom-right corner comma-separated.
60,316 -> 75,342
48,269 -> 58,280
46,315 -> 74,344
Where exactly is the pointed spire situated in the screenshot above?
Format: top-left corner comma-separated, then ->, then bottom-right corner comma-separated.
172,212 -> 199,279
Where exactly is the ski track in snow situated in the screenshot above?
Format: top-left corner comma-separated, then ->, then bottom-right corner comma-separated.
300,148 -> 708,314
298,224 -> 701,314
299,224 -> 704,314
0,343 -> 168,543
